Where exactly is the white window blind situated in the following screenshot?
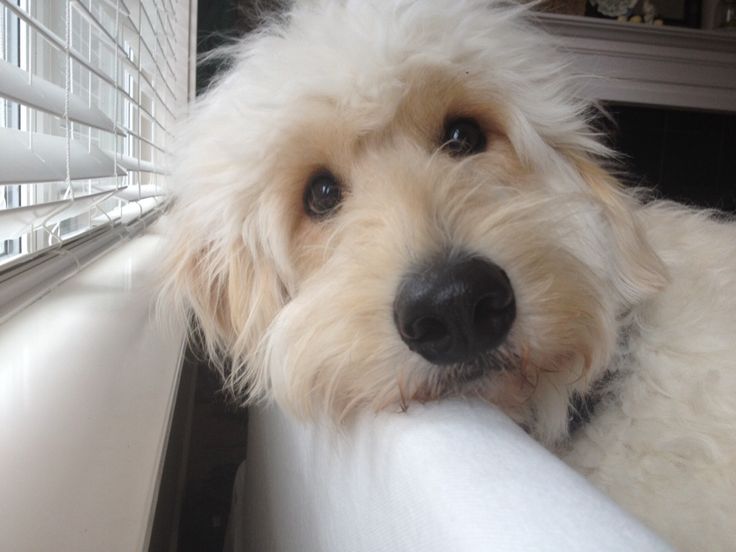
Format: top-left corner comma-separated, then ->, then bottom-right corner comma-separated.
0,0 -> 193,267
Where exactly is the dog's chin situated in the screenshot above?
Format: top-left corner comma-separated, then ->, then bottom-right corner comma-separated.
456,358 -> 502,383
428,348 -> 513,395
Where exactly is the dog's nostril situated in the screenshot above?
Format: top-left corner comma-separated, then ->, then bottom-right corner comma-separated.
404,316 -> 450,346
474,289 -> 513,323
473,296 -> 496,327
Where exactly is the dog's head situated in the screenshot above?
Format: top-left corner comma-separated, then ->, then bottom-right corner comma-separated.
162,0 -> 667,444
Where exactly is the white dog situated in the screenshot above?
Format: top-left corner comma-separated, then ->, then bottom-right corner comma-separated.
161,1 -> 736,549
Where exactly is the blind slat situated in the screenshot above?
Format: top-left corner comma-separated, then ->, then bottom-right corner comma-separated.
0,60 -> 117,132
0,201 -> 60,238
116,154 -> 165,174
93,195 -> 160,225
0,188 -> 118,238
115,184 -> 162,200
124,126 -> 167,154
0,128 -> 126,184
98,0 -> 130,17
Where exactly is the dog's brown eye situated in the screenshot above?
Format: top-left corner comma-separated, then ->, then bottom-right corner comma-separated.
442,118 -> 486,157
304,171 -> 343,219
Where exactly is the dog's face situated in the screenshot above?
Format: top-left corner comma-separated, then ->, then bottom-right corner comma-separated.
163,0 -> 666,444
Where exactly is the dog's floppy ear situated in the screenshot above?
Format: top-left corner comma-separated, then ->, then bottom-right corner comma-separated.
160,226 -> 285,400
576,157 -> 669,305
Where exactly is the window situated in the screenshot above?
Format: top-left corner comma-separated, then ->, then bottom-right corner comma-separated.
0,0 -> 192,266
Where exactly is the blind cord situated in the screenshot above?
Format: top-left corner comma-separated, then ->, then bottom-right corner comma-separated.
64,0 -> 73,201
44,0 -> 76,247
113,0 -> 120,187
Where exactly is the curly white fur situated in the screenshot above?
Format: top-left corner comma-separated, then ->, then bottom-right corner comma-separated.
160,2 -> 736,549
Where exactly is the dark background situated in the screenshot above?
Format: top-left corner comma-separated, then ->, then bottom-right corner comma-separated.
197,0 -> 282,93
604,104 -> 736,212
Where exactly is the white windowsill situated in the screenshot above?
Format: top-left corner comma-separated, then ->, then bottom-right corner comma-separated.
0,231 -> 186,551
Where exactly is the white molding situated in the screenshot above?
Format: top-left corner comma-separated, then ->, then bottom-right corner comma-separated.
537,14 -> 736,112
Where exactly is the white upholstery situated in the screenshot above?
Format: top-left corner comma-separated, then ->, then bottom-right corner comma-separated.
226,400 -> 671,551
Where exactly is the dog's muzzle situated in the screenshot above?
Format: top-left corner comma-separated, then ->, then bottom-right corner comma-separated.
393,255 -> 515,366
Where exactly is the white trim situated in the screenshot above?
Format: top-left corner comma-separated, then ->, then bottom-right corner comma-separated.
538,13 -> 736,112
188,0 -> 198,102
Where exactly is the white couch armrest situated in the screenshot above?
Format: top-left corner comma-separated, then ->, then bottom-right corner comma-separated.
229,400 -> 671,551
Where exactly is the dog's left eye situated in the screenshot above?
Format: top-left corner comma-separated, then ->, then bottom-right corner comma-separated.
442,118 -> 486,157
304,171 -> 343,219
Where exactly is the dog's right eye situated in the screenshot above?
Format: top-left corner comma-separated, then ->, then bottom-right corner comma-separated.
442,118 -> 487,157
304,171 -> 343,219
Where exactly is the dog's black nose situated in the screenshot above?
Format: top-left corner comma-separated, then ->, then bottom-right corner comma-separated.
394,256 -> 515,365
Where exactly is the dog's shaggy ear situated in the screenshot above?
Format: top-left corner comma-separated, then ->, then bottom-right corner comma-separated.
159,226 -> 286,401
576,157 -> 669,306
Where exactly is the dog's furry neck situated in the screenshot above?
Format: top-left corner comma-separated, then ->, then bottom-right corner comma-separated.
565,316 -> 637,436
